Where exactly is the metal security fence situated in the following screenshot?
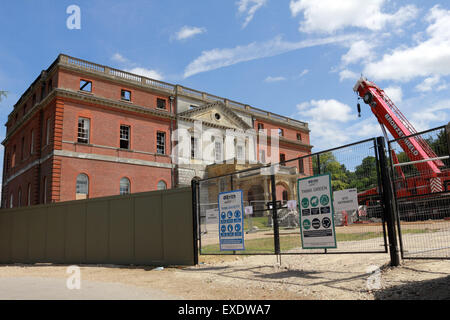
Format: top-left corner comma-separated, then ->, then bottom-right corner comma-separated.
193,137 -> 390,257
388,125 -> 450,259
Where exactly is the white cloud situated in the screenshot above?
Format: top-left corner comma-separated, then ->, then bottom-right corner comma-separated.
298,69 -> 309,77
264,76 -> 286,83
237,0 -> 267,28
289,0 -> 418,34
341,40 -> 376,66
410,101 -> 450,131
297,99 -> 355,123
364,6 -> 450,82
415,75 -> 447,92
111,53 -> 128,64
173,26 -> 206,41
183,34 -> 356,78
384,86 -> 403,103
339,69 -> 359,82
126,67 -> 163,80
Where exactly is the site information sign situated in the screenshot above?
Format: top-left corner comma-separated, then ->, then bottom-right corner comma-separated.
218,190 -> 245,251
297,173 -> 337,249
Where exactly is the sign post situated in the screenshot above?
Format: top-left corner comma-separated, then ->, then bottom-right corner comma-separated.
218,190 -> 245,251
297,173 -> 337,249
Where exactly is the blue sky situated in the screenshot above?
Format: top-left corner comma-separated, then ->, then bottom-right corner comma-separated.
1,0 -> 450,162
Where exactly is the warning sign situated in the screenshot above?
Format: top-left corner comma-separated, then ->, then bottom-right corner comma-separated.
218,190 -> 245,251
297,173 -> 337,249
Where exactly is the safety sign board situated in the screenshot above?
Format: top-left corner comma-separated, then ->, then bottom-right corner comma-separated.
218,190 -> 245,251
297,173 -> 337,249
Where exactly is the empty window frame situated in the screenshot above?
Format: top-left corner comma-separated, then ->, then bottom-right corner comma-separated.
80,80 -> 92,92
9,192 -> 13,208
21,136 -> 25,160
258,123 -> 264,131
77,118 -> 90,144
120,177 -> 130,195
157,180 -> 167,190
297,133 -> 302,141
278,128 -> 284,137
299,158 -> 305,174
121,89 -> 131,101
18,188 -> 22,207
157,98 -> 166,109
40,85 -> 46,101
120,125 -> 130,149
76,173 -> 89,200
157,132 -> 166,154
280,153 -> 286,164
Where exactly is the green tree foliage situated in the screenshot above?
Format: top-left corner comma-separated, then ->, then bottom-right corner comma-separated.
313,152 -> 379,192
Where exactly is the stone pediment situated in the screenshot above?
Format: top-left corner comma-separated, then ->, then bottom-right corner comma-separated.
178,101 -> 252,130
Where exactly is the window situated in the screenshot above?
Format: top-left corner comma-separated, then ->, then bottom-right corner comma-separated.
30,130 -> 34,155
40,84 -> 46,101
46,118 -> 51,145
48,80 -> 53,92
157,98 -> 166,109
299,158 -> 304,174
280,153 -> 286,164
120,177 -> 130,195
21,137 -> 25,160
157,180 -> 167,190
32,94 -> 36,106
297,133 -> 302,141
121,89 -> 131,101
120,125 -> 130,149
236,145 -> 244,161
259,149 -> 266,164
258,123 -> 264,131
12,145 -> 16,168
76,174 -> 89,200
214,140 -> 223,162
157,132 -> 166,154
278,128 -> 284,137
191,137 -> 198,159
80,80 -> 92,92
77,118 -> 90,144
9,193 -> 13,209
23,103 -> 27,116
27,184 -> 32,206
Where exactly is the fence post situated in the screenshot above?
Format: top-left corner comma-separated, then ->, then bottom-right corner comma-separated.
270,173 -> 280,255
191,179 -> 199,265
376,137 -> 400,267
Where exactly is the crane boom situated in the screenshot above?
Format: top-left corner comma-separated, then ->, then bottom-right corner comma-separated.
353,78 -> 442,189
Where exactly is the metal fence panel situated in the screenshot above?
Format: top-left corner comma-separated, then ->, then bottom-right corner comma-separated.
389,126 -> 450,259
196,138 -> 388,256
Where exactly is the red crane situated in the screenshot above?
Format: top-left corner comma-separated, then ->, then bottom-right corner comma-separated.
353,77 -> 449,200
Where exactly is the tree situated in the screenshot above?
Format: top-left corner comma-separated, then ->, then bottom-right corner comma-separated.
313,152 -> 350,191
349,156 -> 378,192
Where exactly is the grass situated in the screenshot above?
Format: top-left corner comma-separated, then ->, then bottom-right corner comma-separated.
201,227 -> 438,254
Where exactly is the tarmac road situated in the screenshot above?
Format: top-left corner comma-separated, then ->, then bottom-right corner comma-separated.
0,277 -> 181,300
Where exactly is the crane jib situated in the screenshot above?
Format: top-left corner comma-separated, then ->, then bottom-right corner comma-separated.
384,113 -> 419,156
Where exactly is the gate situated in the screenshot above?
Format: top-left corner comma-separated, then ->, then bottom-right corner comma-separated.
193,137 -> 392,258
388,125 -> 450,259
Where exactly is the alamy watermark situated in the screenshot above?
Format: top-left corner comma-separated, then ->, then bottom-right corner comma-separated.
66,265 -> 81,290
366,265 -> 381,290
66,5 -> 81,30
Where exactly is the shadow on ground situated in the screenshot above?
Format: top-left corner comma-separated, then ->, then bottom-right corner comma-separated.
374,275 -> 450,300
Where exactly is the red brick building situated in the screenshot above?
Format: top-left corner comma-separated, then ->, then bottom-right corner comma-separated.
2,54 -> 312,208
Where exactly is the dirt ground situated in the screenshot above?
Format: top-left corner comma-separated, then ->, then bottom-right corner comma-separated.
0,253 -> 449,300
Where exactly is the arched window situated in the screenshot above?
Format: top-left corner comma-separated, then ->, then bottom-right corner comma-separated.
76,174 -> 89,200
120,177 -> 130,195
157,180 -> 167,190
